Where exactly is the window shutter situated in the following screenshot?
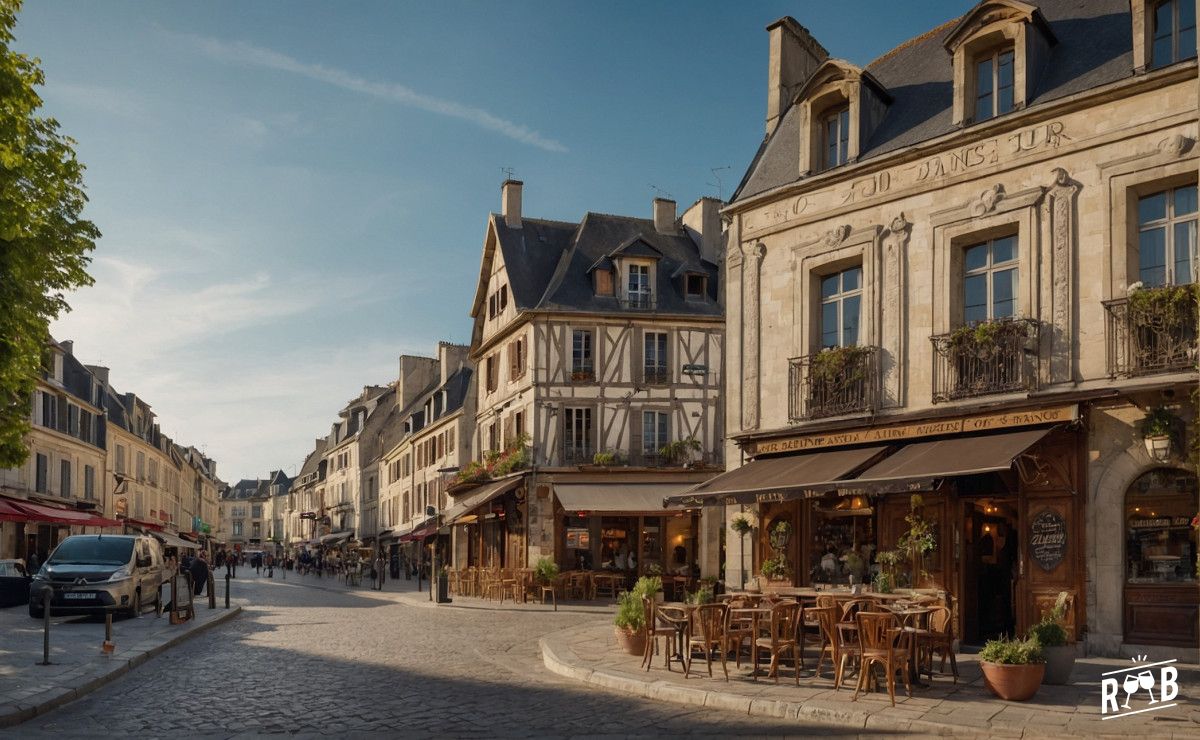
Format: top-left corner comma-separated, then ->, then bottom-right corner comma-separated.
504,414 -> 514,448
629,410 -> 643,464
631,329 -> 643,384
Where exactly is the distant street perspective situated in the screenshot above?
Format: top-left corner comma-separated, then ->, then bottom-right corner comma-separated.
0,0 -> 1198,736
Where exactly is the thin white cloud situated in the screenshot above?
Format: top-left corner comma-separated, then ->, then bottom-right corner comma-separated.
176,32 -> 568,153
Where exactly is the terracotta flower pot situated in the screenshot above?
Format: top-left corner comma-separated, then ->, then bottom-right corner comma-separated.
1041,645 -> 1076,685
614,626 -> 646,656
980,661 -> 1045,701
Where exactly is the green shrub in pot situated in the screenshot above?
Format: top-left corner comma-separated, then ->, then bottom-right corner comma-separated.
979,636 -> 1045,701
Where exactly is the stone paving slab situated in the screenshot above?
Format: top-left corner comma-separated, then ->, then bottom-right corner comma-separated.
540,619 -> 1200,738
0,598 -> 243,728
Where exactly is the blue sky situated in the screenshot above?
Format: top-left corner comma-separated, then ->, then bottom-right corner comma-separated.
26,1 -> 968,481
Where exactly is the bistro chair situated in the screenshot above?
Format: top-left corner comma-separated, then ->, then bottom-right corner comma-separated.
811,606 -> 857,689
641,597 -> 680,671
752,601 -> 802,684
723,596 -> 756,667
924,605 -> 958,682
840,597 -> 880,624
815,594 -> 838,610
685,603 -> 730,680
853,611 -> 912,707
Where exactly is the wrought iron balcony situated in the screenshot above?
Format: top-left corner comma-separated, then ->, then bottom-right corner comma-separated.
930,318 -> 1040,403
568,364 -> 595,383
642,365 -> 670,385
788,345 -> 881,421
619,295 -> 657,310
1104,286 -> 1199,377
561,446 -> 595,465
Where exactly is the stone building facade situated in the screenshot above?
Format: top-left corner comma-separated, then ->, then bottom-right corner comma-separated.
710,0 -> 1198,659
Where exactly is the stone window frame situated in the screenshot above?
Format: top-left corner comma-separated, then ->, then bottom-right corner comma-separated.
791,225 -> 883,359
1132,0 -> 1199,72
944,0 -> 1056,127
794,60 -> 891,176
1101,144 -> 1199,300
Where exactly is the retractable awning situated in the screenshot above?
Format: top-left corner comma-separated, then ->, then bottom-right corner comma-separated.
8,498 -> 121,527
320,531 -> 352,545
848,427 -> 1053,491
556,483 -> 696,513
0,498 -> 29,522
664,445 -> 890,507
444,478 -> 521,523
153,531 -> 200,550
399,522 -> 438,542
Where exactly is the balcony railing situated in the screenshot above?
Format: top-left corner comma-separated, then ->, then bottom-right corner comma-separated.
1104,286 -> 1199,377
642,365 -> 670,385
930,318 -> 1040,403
620,295 -> 657,310
788,346 -> 881,421
561,446 -> 595,465
568,364 -> 595,383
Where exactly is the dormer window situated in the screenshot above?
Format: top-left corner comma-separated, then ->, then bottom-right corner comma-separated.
627,264 -> 652,308
974,47 -> 1015,122
823,107 -> 850,170
685,273 -> 707,299
1151,0 -> 1197,68
594,269 -> 614,296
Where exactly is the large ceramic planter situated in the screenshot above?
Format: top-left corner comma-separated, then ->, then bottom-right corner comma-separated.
1041,645 -> 1076,685
980,661 -> 1045,701
614,626 -> 646,656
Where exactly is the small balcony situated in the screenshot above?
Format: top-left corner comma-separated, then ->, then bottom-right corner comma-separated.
568,364 -> 595,383
788,346 -> 881,421
930,318 -> 1040,403
1104,285 -> 1199,377
561,446 -> 595,465
620,295 -> 657,310
642,365 -> 670,385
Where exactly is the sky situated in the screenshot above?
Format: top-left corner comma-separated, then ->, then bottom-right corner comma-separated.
23,1 -> 969,482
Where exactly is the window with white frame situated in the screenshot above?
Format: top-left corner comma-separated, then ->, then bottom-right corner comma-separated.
1151,0 -> 1197,68
644,332 -> 668,384
563,408 -> 592,462
820,266 -> 863,349
1138,184 -> 1197,286
823,107 -> 850,169
963,235 -> 1018,324
975,47 -> 1015,122
571,329 -> 593,380
642,411 -> 669,461
627,264 -> 652,308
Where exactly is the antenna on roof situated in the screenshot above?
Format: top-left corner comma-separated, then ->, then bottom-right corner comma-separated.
649,184 -> 672,200
500,166 -> 515,181
707,166 -> 731,200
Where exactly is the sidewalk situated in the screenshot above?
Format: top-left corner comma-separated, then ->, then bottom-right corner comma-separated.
540,619 -> 1200,738
0,596 -> 243,728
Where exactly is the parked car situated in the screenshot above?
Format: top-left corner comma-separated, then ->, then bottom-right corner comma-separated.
29,534 -> 165,618
0,559 -> 31,608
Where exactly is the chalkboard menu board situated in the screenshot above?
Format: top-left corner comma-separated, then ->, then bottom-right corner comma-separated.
1030,509 -> 1067,572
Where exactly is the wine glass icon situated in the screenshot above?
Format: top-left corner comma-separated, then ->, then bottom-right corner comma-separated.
1138,670 -> 1158,704
1122,673 -> 1140,709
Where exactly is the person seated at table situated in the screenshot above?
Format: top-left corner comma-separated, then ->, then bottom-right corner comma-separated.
614,544 -> 629,570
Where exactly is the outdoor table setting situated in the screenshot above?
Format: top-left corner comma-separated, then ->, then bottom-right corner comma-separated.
883,604 -> 933,686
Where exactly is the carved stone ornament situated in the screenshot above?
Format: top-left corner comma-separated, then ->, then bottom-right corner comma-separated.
823,224 -> 851,248
969,184 -> 1006,216
888,212 -> 911,235
1157,134 -> 1195,158
740,243 -> 766,430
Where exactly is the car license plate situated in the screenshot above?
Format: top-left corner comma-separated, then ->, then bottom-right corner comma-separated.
63,592 -> 92,600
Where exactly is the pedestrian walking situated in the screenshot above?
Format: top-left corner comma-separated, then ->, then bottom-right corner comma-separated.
190,551 -> 209,596
374,552 -> 385,590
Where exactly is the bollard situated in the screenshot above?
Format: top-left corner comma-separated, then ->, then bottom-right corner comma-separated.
207,573 -> 216,609
102,612 -> 114,654
38,591 -> 51,665
169,575 -> 179,624
224,572 -> 230,609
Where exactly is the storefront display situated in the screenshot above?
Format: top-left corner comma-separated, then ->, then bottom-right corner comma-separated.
809,498 -> 874,585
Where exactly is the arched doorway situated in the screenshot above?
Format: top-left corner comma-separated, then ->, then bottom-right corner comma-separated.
1124,467 -> 1199,647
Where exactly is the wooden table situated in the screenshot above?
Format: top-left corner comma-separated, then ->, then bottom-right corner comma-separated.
729,605 -> 776,677
591,572 -> 624,600
886,606 -> 932,687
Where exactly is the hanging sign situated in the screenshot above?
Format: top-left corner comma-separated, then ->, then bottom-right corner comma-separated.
1030,508 -> 1067,572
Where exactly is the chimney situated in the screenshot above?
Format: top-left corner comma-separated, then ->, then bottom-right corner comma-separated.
396,354 -> 439,409
501,179 -> 523,229
437,342 -> 470,385
681,197 -> 724,266
653,197 -> 676,234
60,339 -> 73,356
86,364 -> 109,386
765,17 -> 829,137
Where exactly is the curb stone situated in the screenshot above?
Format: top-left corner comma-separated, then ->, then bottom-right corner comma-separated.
0,605 -> 242,729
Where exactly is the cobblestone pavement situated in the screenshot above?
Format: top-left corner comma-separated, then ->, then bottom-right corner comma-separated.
5,573 -> 866,738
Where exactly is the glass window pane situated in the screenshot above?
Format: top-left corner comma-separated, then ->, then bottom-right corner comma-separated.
1154,0 -> 1174,38
842,295 -> 861,346
992,268 -> 1016,318
1173,185 -> 1197,215
997,53 -> 1014,114
964,274 -> 988,324
1153,35 -> 1174,66
821,302 -> 839,349
1182,25 -> 1197,61
826,117 -> 838,167
1174,220 -> 1196,285
992,236 -> 1016,264
820,273 -> 839,299
1182,0 -> 1197,29
1139,192 -> 1167,224
1139,226 -> 1168,286
964,243 -> 989,271
975,56 -> 993,120
975,91 -> 992,122
842,266 -> 861,291
838,109 -> 850,162
997,84 -> 1014,115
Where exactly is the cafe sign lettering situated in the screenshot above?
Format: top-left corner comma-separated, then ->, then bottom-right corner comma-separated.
1030,508 -> 1067,572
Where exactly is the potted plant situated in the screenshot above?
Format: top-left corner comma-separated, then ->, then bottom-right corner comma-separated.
591,450 -> 619,467
979,636 -> 1045,701
768,520 -> 792,551
1140,407 -> 1179,462
729,512 -> 754,590
613,590 -> 646,655
685,584 -> 715,605
634,575 -> 664,604
896,495 -> 936,589
871,570 -> 894,594
659,437 -> 702,467
760,554 -> 792,582
533,556 -> 559,586
1029,592 -> 1074,685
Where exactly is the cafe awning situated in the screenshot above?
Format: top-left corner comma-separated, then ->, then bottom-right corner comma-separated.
444,478 -> 521,523
0,498 -> 30,522
399,522 -> 438,542
8,498 -> 122,527
849,427 -> 1053,490
664,445 -> 890,507
320,531 -> 352,545
153,531 -> 200,550
556,483 -> 696,513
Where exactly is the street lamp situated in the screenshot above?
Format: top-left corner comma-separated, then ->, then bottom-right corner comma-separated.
430,466 -> 460,603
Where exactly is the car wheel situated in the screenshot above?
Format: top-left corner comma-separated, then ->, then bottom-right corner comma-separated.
127,588 -> 141,617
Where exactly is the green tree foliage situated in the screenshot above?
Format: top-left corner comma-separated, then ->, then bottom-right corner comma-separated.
0,0 -> 98,466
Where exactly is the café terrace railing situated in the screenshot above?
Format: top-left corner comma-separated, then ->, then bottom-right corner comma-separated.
930,318 -> 1041,403
1103,286 -> 1199,377
788,345 -> 881,421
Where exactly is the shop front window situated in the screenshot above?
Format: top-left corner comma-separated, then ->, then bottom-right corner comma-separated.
809,496 -> 876,585
1126,468 -> 1198,585
600,517 -> 636,572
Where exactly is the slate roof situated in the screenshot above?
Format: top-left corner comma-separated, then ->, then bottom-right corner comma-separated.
490,212 -> 720,317
295,439 -> 327,483
734,0 -> 1138,202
